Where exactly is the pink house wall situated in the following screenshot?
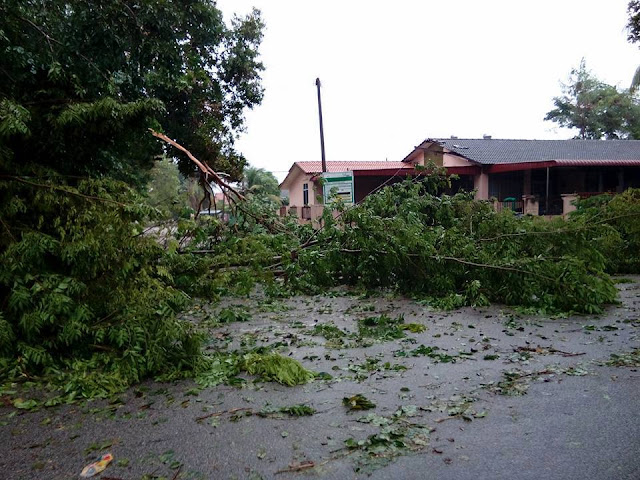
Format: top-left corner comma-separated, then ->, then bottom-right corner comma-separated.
280,167 -> 321,206
406,151 -> 476,169
473,172 -> 490,200
443,153 -> 475,168
401,150 -> 488,199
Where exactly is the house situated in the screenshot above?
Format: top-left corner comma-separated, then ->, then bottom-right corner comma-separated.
403,138 -> 640,215
279,161 -> 414,222
280,138 -> 640,222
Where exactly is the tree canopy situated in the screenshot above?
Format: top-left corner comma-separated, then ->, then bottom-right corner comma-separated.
544,60 -> 640,139
0,0 -> 264,184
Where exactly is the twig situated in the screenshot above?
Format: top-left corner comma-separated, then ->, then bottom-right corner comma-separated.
195,407 -> 253,422
171,465 -> 182,480
11,13 -> 111,82
516,369 -> 554,379
435,415 -> 463,423
275,461 -> 315,474
195,173 -> 211,219
15,13 -> 61,52
0,66 -> 16,83
194,411 -> 225,422
150,130 -> 290,235
89,344 -> 115,352
514,345 -> 585,357
228,407 -> 253,414
549,348 -> 585,357
0,216 -> 16,242
297,167 -> 423,250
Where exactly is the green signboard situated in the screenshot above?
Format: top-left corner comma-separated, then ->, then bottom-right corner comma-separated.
322,171 -> 354,204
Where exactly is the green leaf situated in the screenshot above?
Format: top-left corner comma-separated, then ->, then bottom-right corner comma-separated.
13,398 -> 38,410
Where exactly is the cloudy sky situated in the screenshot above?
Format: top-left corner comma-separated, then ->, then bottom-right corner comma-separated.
217,0 -> 640,181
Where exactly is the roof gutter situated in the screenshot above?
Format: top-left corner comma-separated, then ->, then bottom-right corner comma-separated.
485,159 -> 640,173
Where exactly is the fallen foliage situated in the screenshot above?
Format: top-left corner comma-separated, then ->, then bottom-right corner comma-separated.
342,409 -> 431,474
343,394 -> 376,411
241,353 -> 315,386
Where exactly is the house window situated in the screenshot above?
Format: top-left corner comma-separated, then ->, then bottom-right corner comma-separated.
303,183 -> 309,205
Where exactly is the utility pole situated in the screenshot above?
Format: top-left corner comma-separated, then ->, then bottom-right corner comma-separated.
315,78 -> 327,173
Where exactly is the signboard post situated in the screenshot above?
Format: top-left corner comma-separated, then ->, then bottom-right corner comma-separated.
322,171 -> 354,204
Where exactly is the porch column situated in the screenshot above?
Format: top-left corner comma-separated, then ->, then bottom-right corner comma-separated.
617,169 -> 625,193
598,172 -> 603,192
523,169 -> 532,196
474,171 -> 490,200
561,194 -> 578,217
522,195 -> 539,216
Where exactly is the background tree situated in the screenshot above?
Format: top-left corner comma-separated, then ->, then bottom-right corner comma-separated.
244,166 -> 280,197
146,157 -> 188,217
545,60 -> 640,139
628,0 -> 640,42
0,0 -> 264,184
627,1 -> 640,92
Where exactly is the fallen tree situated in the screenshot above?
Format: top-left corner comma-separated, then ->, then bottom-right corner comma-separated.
148,135 -> 628,313
1,131 -> 637,401
158,134 -> 634,314
283,180 -> 622,314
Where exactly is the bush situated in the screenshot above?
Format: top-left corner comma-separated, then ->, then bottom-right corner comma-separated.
570,189 -> 640,274
0,177 -> 202,397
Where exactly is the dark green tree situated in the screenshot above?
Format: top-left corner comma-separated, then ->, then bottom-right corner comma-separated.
545,60 -> 640,139
0,0 -> 264,183
0,0 -> 265,398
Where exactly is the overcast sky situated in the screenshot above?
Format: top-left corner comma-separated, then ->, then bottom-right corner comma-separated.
216,0 -> 640,181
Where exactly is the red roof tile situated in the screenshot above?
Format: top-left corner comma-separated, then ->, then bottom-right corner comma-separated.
294,161 -> 411,174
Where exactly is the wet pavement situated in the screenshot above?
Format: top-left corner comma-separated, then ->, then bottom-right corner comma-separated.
1,278 -> 639,480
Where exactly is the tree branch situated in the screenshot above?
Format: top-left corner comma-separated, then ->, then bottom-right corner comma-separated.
1,175 -> 129,207
0,216 -> 16,242
338,247 -> 555,281
149,129 -> 245,201
431,255 -> 555,281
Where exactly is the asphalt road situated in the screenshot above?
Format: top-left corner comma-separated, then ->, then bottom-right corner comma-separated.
1,278 -> 638,480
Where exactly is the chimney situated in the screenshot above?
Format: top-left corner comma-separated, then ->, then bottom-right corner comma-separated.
450,135 -> 458,139
483,134 -> 492,139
